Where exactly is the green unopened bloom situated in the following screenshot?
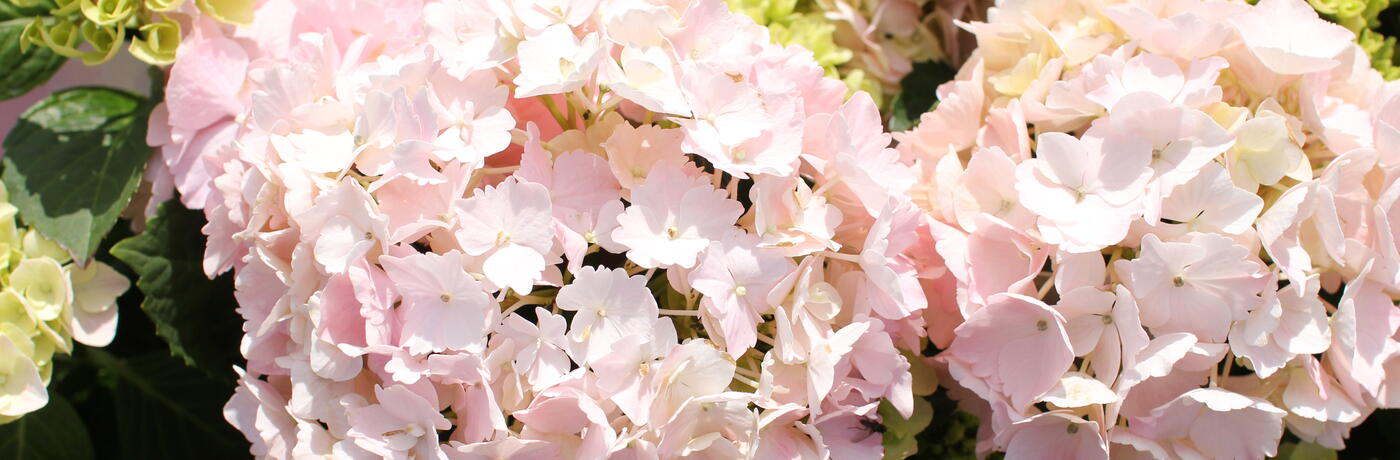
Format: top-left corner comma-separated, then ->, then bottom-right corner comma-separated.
35,18 -> 84,59
50,0 -> 82,16
78,22 -> 124,65
196,0 -> 255,26
79,0 -> 138,26
129,19 -> 181,66
729,0 -> 854,87
770,15 -> 852,69
843,69 -> 882,106
1309,0 -> 1369,18
144,0 -> 185,12
1360,28 -> 1400,80
17,19 -> 43,57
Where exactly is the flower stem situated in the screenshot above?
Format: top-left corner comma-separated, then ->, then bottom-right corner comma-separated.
659,308 -> 700,316
538,95 -> 570,131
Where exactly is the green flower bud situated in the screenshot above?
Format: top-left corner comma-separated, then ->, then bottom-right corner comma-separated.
1310,0 -> 1367,17
771,15 -> 852,69
144,0 -> 185,12
17,18 -> 45,54
843,69 -> 883,106
50,0 -> 81,16
129,19 -> 181,66
79,0 -> 137,26
196,0 -> 255,26
36,18 -> 84,59
78,21 -> 123,66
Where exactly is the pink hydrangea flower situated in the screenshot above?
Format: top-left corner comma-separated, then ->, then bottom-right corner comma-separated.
380,251 -> 497,354
611,164 -> 743,268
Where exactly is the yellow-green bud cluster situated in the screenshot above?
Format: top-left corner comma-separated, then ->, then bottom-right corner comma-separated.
727,0 -> 862,92
1311,0 -> 1400,79
11,0 -> 252,67
0,180 -> 128,423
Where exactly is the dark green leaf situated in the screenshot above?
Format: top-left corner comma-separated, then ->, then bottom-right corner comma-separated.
85,349 -> 247,459
0,0 -> 65,101
0,394 -> 95,460
0,18 -> 66,101
887,60 -> 957,132
914,390 -> 981,460
0,0 -> 56,20
109,202 -> 243,380
3,87 -> 152,261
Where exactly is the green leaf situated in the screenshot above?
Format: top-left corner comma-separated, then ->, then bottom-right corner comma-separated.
109,202 -> 243,380
0,0 -> 57,20
1276,441 -> 1338,460
0,394 -> 95,460
881,398 -> 933,460
2,87 -> 152,262
887,60 -> 957,132
0,0 -> 66,101
85,349 -> 247,459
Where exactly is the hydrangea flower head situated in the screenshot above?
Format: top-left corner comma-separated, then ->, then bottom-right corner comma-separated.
150,1 -> 929,457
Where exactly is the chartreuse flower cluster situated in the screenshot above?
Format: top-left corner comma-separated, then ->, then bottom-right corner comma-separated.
1310,0 -> 1400,79
11,0 -> 252,66
726,0 -> 865,90
903,0 -> 1400,457
152,0 -> 934,458
0,180 -> 127,423
728,0 -> 943,105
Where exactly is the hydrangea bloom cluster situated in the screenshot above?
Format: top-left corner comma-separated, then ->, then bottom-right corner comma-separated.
0,180 -> 127,423
15,0 -> 251,66
148,0 -> 935,457
902,0 -> 1400,456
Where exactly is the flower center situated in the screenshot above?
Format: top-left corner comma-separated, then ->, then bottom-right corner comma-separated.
666,226 -> 680,240
734,286 -> 747,296
1172,275 -> 1185,288
440,293 -> 452,303
1036,319 -> 1049,331
382,423 -> 425,439
996,200 -> 1014,216
1066,423 -> 1079,434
